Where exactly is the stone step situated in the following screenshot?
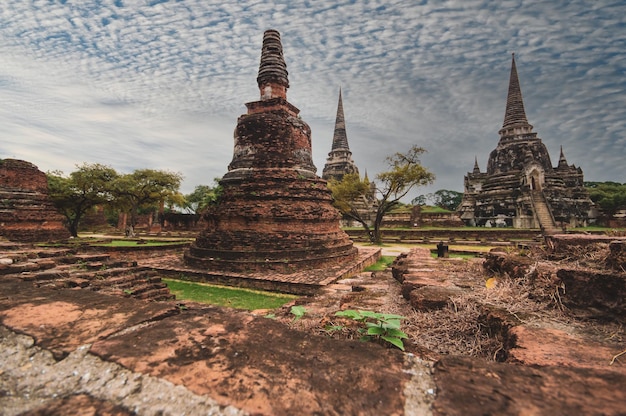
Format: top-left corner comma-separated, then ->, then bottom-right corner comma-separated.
127,282 -> 169,296
29,270 -> 71,281
55,254 -> 111,265
133,287 -> 175,301
92,273 -> 149,289
85,260 -> 137,271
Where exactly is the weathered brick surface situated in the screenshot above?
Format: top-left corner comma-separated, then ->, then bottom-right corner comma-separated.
392,248 -> 468,310
0,159 -> 70,242
185,30 -> 357,274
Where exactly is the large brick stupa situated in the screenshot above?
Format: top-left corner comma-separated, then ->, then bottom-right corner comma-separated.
184,30 -> 358,273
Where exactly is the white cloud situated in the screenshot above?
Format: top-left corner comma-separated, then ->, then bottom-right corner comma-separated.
0,0 -> 624,199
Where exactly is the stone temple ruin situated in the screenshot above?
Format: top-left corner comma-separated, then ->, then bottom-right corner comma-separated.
457,55 -> 595,231
0,158 -> 70,242
184,30 -> 358,274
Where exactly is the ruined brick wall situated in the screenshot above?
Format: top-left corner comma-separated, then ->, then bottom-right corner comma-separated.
0,159 -> 70,242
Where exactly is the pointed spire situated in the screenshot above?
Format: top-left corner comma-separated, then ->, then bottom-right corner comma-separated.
558,145 -> 569,168
331,88 -> 350,151
321,88 -> 359,181
256,29 -> 289,100
500,54 -> 534,137
473,156 -> 480,174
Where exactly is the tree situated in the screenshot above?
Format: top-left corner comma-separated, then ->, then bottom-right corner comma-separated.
47,164 -> 118,237
183,179 -> 223,214
329,145 -> 435,244
585,181 -> 626,219
111,169 -> 184,237
412,189 -> 463,211
328,172 -> 373,223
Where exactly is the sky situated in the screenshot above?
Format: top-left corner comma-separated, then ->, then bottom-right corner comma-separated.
1,0 -> 625,203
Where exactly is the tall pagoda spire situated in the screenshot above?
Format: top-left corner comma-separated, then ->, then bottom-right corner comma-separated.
322,88 -> 359,181
499,54 -> 533,139
331,88 -> 350,151
257,29 -> 289,100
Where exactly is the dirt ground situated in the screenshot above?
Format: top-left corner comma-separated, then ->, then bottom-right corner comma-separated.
2,238 -> 626,415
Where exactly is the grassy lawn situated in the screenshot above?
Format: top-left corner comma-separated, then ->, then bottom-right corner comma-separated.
163,278 -> 297,310
91,240 -> 188,247
365,256 -> 397,271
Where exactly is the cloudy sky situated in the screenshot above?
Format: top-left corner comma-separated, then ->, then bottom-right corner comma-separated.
1,0 -> 625,202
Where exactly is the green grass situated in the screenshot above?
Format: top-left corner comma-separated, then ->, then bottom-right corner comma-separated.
365,256 -> 397,271
163,278 -> 297,310
570,226 -> 626,232
91,240 -> 188,247
420,206 -> 452,214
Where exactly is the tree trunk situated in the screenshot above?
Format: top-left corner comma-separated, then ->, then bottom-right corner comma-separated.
68,222 -> 79,238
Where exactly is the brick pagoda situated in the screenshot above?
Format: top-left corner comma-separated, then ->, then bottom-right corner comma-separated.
322,89 -> 359,181
0,158 -> 70,242
457,55 -> 595,231
184,30 -> 358,273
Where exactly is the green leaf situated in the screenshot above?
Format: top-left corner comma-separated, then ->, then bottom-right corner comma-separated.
385,328 -> 408,339
381,336 -> 405,351
379,313 -> 406,321
290,305 -> 307,321
335,310 -> 364,320
358,310 -> 381,318
367,326 -> 386,336
382,319 -> 402,330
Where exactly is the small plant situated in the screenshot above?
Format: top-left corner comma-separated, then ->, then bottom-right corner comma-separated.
175,303 -> 188,311
324,324 -> 345,333
335,310 -> 408,351
123,289 -> 133,295
290,305 -> 307,321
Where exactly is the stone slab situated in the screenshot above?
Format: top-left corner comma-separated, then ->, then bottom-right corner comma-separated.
433,355 -> 626,416
90,305 -> 409,415
508,326 -> 626,372
0,277 -> 176,357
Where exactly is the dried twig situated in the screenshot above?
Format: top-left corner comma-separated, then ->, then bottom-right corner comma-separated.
610,349 -> 626,366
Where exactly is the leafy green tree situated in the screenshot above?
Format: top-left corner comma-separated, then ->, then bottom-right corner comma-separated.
412,189 -> 463,211
184,179 -> 222,214
111,169 -> 184,236
585,181 -> 626,219
328,172 -> 372,224
47,164 -> 118,237
329,145 -> 435,244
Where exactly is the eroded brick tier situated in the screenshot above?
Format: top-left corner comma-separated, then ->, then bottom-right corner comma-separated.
184,30 -> 357,273
0,159 -> 70,242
